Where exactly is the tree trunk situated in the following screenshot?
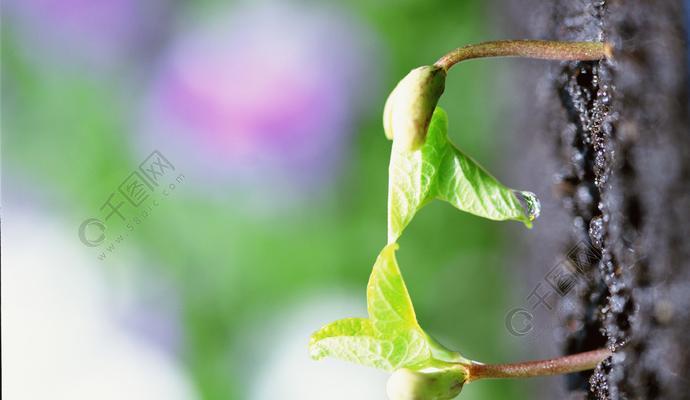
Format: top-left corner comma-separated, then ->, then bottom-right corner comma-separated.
503,1 -> 690,399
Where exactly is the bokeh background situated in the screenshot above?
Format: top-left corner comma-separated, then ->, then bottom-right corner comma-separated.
2,1 -> 541,399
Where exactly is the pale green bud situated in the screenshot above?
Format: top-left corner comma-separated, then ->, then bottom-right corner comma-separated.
386,364 -> 466,400
383,65 -> 446,151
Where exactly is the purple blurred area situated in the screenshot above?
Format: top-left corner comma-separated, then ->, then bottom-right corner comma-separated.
140,4 -> 377,206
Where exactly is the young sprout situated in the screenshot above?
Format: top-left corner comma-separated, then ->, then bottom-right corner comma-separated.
310,244 -> 613,399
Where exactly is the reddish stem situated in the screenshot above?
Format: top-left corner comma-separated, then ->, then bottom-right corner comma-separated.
467,348 -> 612,382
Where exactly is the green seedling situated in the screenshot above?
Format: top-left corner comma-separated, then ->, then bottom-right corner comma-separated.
310,244 -> 611,399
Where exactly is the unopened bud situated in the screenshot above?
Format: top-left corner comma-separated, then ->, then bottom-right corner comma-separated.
386,364 -> 466,400
383,65 -> 446,151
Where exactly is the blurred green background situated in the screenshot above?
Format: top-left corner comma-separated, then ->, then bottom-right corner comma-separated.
2,0 -> 532,399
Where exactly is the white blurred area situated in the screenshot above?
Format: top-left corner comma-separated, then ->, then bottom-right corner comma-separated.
1,203 -> 198,400
246,295 -> 389,400
1,201 -> 391,399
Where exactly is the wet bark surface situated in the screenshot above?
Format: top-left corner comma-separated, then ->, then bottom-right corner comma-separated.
502,1 -> 689,399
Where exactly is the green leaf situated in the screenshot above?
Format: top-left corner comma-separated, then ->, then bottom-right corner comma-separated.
309,318 -> 399,370
309,244 -> 466,372
367,244 -> 419,332
387,107 -> 540,243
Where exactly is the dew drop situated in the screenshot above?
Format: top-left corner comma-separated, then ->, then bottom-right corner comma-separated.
514,190 -> 541,221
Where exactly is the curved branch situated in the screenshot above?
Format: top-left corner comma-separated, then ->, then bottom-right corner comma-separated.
435,40 -> 612,71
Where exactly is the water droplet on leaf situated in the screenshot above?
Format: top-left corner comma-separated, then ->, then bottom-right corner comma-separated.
514,191 -> 541,222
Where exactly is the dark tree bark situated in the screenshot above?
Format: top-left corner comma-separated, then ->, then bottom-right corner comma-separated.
503,1 -> 689,399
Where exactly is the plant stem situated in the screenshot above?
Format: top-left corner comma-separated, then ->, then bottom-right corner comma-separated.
466,348 -> 612,382
434,40 -> 612,71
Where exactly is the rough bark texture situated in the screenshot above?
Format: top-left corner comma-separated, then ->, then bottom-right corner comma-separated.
503,1 -> 689,399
